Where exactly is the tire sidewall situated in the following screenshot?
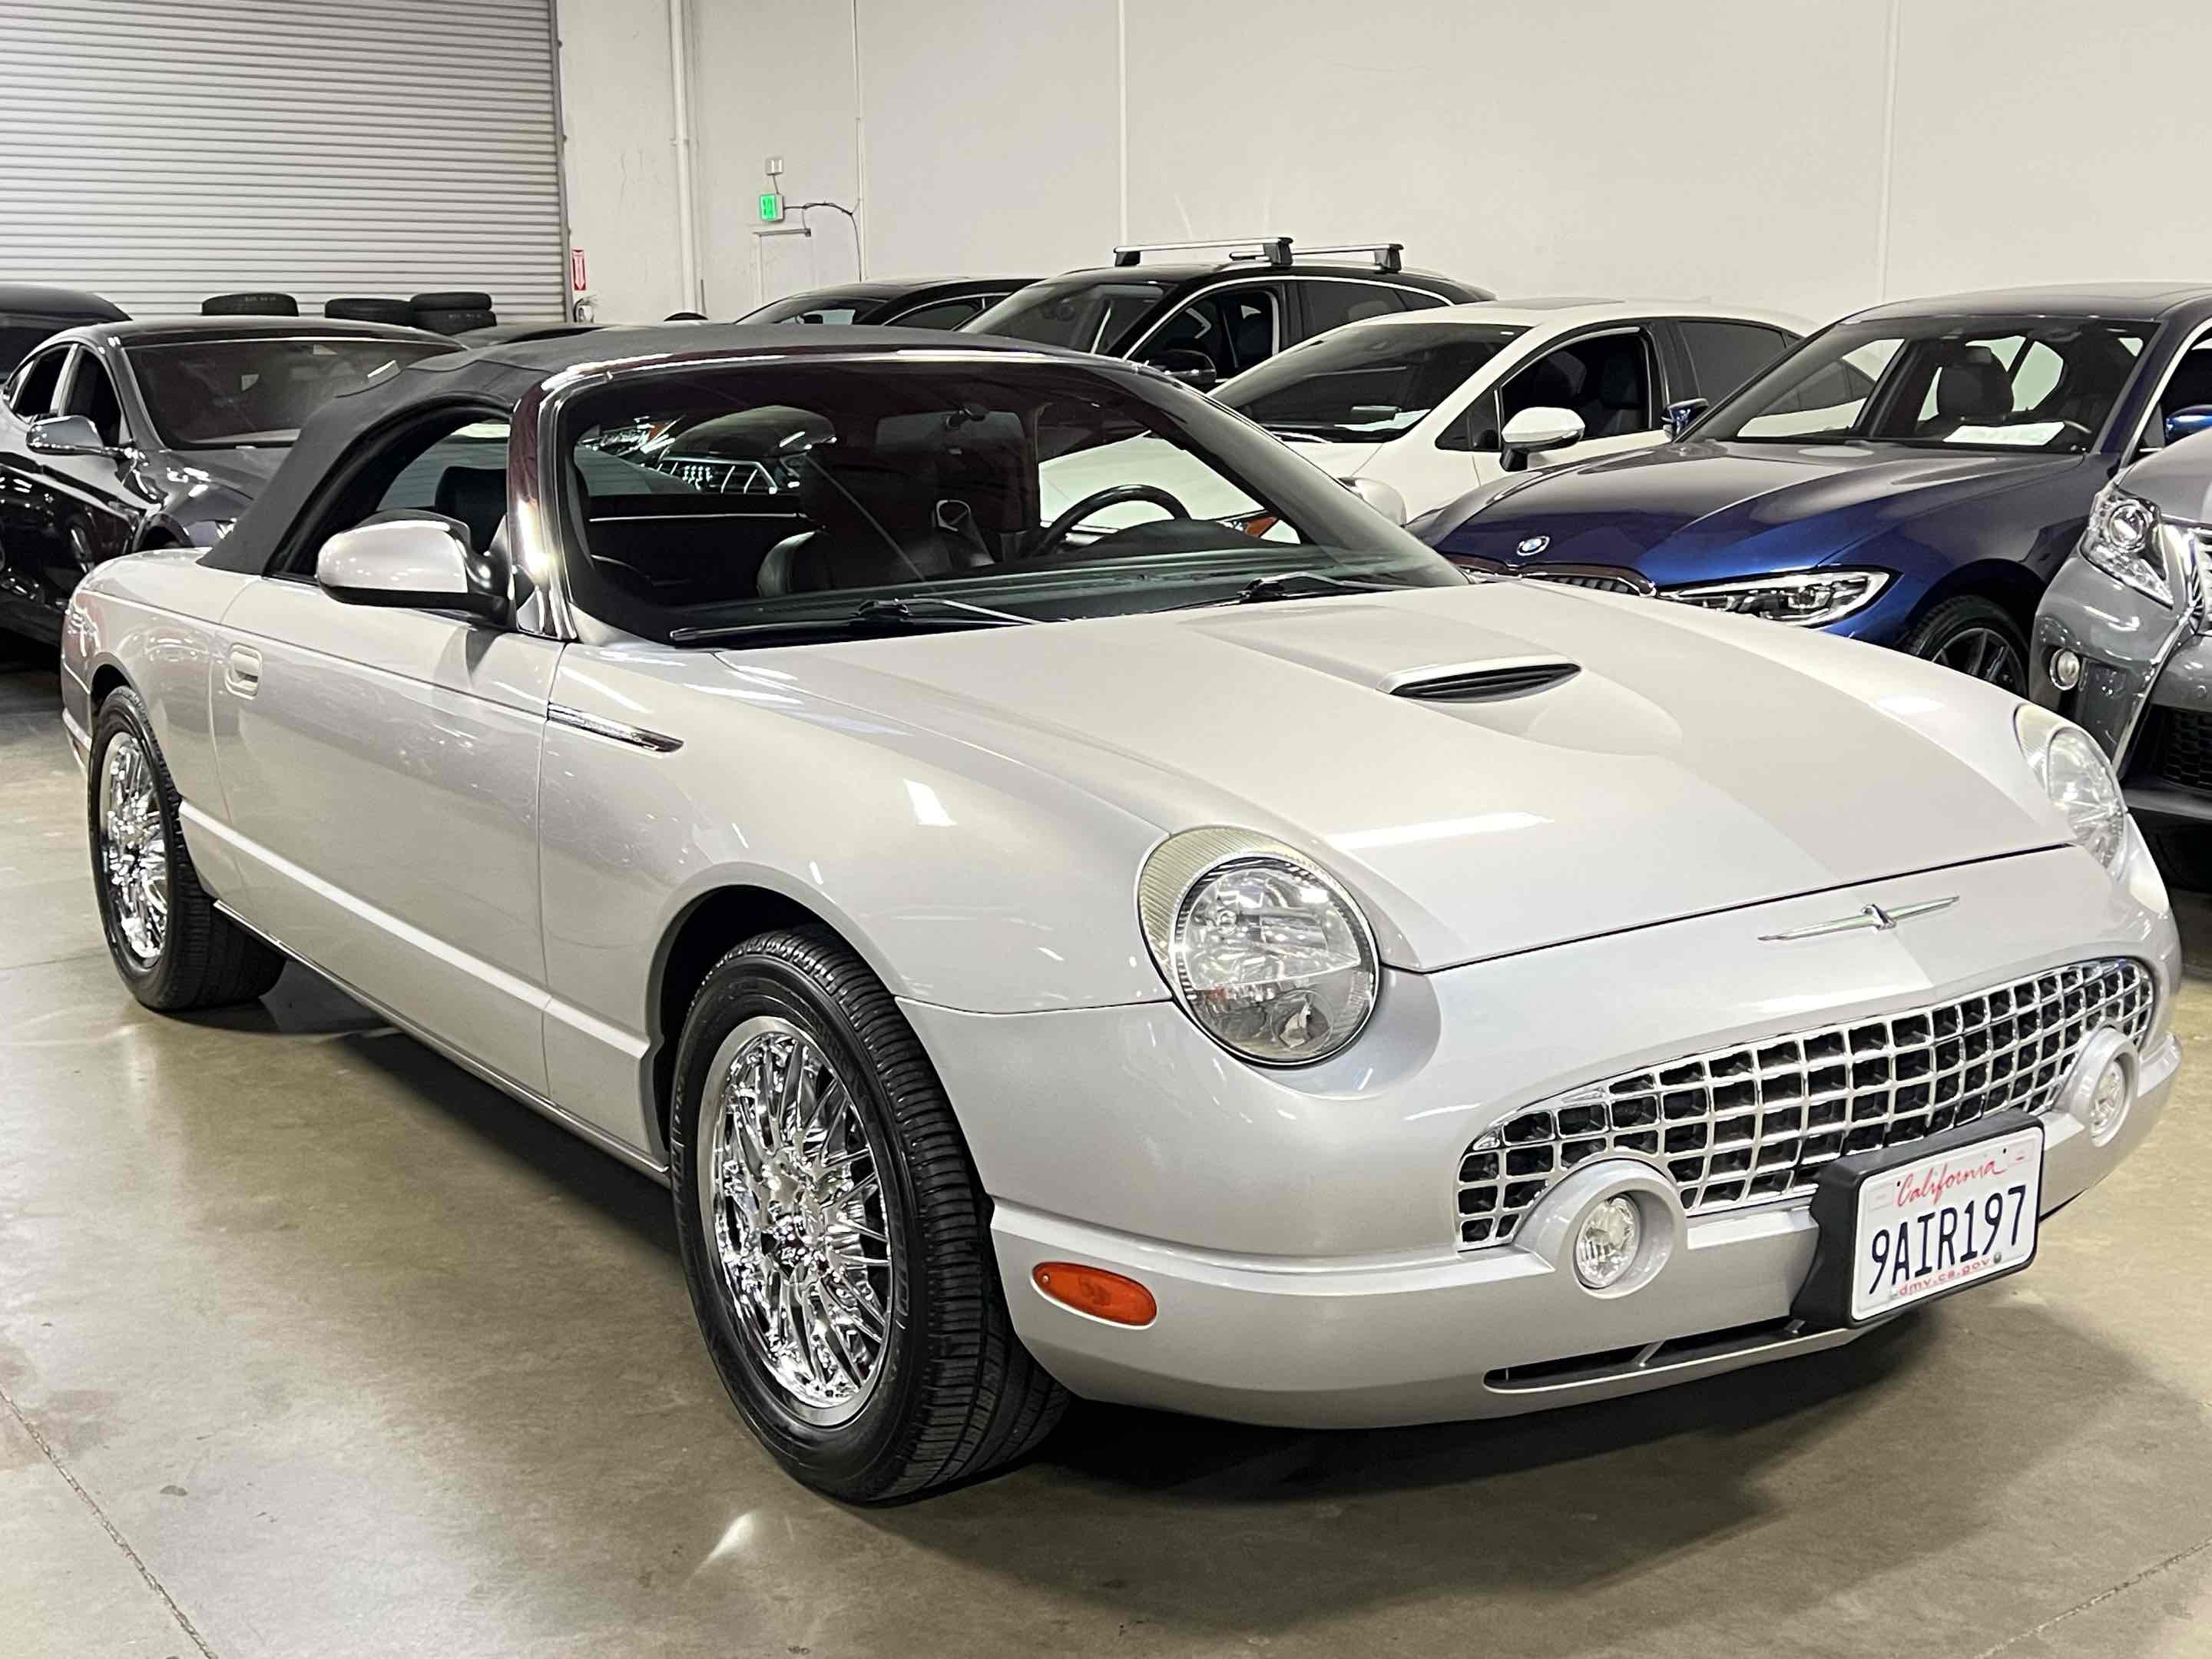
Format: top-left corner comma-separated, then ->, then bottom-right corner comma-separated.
88,689 -> 180,1001
669,946 -> 935,1495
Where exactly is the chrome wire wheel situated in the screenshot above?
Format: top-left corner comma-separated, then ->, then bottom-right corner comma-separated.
697,1015 -> 895,1426
99,731 -> 169,968
1932,624 -> 2025,690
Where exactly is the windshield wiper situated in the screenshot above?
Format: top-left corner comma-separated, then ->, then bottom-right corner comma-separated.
1161,570 -> 1409,612
667,595 -> 1041,646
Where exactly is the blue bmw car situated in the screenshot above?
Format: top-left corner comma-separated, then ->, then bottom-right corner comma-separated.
1416,284 -> 2212,690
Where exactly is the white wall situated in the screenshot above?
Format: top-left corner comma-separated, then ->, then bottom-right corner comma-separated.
558,0 -> 2212,327
555,0 -> 684,321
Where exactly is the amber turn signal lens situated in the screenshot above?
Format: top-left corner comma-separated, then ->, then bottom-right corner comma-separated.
1032,1262 -> 1157,1326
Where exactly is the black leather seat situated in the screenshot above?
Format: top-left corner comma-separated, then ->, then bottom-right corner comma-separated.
434,465 -> 506,554
1584,349 -> 1647,439
1926,346 -> 2013,435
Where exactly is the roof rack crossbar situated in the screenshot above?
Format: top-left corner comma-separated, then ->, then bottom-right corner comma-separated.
1295,242 -> 1406,274
1112,236 -> 1293,269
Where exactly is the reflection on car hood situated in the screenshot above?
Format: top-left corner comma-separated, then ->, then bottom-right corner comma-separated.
1430,439 -> 2084,584
733,581 -> 2063,972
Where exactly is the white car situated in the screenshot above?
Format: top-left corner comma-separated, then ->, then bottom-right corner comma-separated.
61,325 -> 2177,1502
1214,298 -> 1808,522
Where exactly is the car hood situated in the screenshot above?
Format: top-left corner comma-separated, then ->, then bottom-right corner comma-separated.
728,582 -> 2068,973
1433,439 -> 2085,584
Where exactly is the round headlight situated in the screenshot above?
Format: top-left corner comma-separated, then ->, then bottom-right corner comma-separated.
2016,706 -> 2129,877
1137,830 -> 1379,1066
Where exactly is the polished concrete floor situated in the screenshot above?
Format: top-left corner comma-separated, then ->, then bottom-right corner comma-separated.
3,637 -> 2210,1659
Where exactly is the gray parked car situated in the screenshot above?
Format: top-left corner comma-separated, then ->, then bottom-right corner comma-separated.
2032,427 -> 2212,873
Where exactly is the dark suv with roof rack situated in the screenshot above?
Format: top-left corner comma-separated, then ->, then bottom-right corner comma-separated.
961,237 -> 1489,388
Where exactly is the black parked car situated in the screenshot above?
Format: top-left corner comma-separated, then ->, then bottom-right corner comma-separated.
0,283 -> 127,377
736,276 -> 1036,331
962,237 -> 1491,388
1416,283 -> 2212,690
0,316 -> 454,642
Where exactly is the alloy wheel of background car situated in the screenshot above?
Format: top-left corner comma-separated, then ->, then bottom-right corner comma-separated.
88,688 -> 286,1012
668,927 -> 1067,1501
697,1014 -> 895,1426
1901,595 -> 2028,693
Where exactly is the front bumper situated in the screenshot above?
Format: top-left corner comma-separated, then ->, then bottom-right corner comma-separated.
2033,555 -> 2203,780
909,842 -> 2180,1428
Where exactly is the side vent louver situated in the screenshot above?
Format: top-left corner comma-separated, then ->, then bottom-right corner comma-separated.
1386,661 -> 1579,702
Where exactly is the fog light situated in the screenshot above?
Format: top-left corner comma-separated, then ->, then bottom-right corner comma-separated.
2085,1055 -> 2131,1141
1573,1197 -> 1642,1290
2050,649 -> 2082,690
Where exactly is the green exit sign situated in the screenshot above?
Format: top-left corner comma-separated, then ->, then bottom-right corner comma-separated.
757,192 -> 784,224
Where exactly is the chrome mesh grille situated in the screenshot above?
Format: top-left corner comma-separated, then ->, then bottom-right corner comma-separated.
1455,958 -> 2154,1249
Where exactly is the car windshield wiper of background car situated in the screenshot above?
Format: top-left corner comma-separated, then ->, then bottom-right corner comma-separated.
667,595 -> 1042,646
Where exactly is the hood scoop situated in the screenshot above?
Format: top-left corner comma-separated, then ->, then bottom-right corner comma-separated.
1383,658 -> 1580,701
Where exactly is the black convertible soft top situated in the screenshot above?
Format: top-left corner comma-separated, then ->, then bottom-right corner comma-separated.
200,323 -> 1100,577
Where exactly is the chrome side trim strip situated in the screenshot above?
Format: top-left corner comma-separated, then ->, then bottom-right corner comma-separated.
545,703 -> 684,753
214,899 -> 672,1186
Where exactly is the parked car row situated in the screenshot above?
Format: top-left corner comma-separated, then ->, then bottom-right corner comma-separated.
59,320 -> 2179,1501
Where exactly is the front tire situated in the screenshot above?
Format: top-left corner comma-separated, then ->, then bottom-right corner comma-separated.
1899,595 -> 2028,692
89,687 -> 283,1011
669,927 -> 1067,1501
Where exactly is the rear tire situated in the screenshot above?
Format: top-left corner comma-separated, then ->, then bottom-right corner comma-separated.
89,688 -> 283,1012
1898,595 -> 2028,692
200,290 -> 298,316
323,296 -> 412,325
669,926 -> 1067,1501
409,290 -> 494,312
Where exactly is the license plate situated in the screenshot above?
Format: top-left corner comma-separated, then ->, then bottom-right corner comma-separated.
1793,1111 -> 2045,1327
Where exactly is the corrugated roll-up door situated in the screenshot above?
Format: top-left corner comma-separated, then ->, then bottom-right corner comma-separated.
0,0 -> 567,320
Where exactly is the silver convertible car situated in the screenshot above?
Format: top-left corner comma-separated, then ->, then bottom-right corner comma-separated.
62,326 -> 2181,1500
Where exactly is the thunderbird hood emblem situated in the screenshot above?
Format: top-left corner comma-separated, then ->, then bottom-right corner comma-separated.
1760,897 -> 1958,942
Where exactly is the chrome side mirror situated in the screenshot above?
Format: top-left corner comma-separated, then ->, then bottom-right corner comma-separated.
1664,397 -> 1710,440
316,512 -> 508,624
2164,404 -> 2212,446
27,413 -> 121,459
1339,474 -> 1409,525
1499,406 -> 1584,473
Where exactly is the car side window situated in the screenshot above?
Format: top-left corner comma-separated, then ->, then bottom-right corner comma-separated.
2147,338 -> 2212,452
1142,288 -> 1281,378
1302,281 -> 1405,337
1499,330 -> 1657,441
6,344 -> 69,417
276,408 -> 516,577
61,350 -> 124,446
1677,322 -> 1793,403
886,297 -> 984,330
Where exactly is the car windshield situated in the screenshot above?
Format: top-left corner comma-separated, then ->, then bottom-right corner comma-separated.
1698,316 -> 2151,453
963,279 -> 1166,353
127,336 -> 455,447
739,293 -> 871,326
561,358 -> 1462,645
1217,322 -> 1527,441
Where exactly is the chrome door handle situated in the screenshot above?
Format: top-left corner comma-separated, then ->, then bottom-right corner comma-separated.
224,644 -> 262,697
